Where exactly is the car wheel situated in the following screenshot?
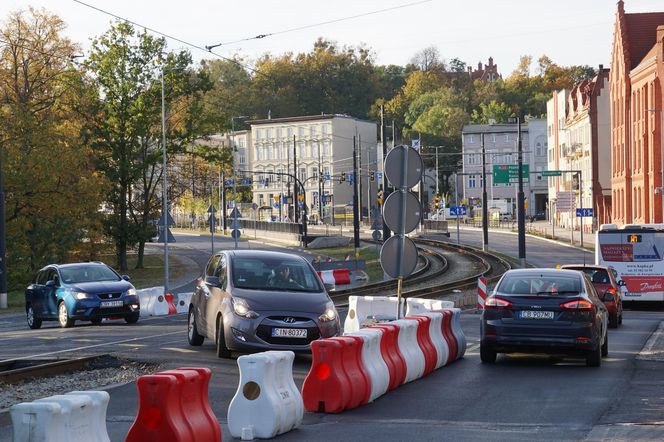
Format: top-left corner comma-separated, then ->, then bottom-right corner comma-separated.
609,313 -> 618,329
58,302 -> 74,328
125,313 -> 140,324
619,311 -> 623,325
480,343 -> 497,364
188,307 -> 204,346
90,318 -> 102,325
26,305 -> 42,330
216,316 -> 232,359
601,329 -> 609,357
586,341 -> 602,367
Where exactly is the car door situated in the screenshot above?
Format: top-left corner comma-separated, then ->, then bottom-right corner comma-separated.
205,255 -> 228,337
198,254 -> 221,338
26,270 -> 46,317
585,276 -> 607,341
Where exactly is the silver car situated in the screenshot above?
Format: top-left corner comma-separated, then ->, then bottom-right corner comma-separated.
187,249 -> 341,357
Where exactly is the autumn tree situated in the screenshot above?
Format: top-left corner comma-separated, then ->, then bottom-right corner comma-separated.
0,8 -> 108,286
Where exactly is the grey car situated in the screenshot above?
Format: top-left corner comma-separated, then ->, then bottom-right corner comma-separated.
187,249 -> 341,357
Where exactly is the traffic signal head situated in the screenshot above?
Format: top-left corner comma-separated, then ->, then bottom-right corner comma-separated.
341,172 -> 346,182
370,171 -> 375,181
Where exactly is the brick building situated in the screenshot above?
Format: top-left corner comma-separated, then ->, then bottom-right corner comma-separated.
468,57 -> 501,83
610,1 -> 664,225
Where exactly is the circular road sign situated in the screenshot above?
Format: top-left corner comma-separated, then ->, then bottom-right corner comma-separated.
382,191 -> 421,234
384,145 -> 423,189
372,230 -> 382,241
231,229 -> 241,240
380,235 -> 418,279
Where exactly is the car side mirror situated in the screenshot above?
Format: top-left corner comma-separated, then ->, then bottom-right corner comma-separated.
603,293 -> 614,302
122,275 -> 131,281
45,280 -> 56,287
618,280 -> 626,287
205,275 -> 220,286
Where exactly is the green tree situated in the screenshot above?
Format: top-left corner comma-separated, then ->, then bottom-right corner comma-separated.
0,8 -> 108,286
470,100 -> 513,124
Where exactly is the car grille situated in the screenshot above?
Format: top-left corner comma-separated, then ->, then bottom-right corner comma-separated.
95,292 -> 122,300
256,324 -> 321,346
92,306 -> 133,316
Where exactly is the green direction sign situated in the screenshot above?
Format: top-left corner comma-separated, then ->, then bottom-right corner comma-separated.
541,170 -> 562,177
492,164 -> 529,184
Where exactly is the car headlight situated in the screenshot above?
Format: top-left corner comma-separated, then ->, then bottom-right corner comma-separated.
74,292 -> 90,300
319,301 -> 337,322
126,288 -> 136,296
232,297 -> 259,319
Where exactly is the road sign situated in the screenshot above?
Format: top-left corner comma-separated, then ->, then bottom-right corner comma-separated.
231,229 -> 241,240
380,236 -> 418,278
449,206 -> 467,217
542,170 -> 562,177
384,146 -> 423,189
382,191 -> 421,232
556,191 -> 576,211
347,173 -> 354,183
157,227 -> 176,243
207,205 -> 216,214
158,212 -> 175,227
230,208 -> 242,218
576,208 -> 594,217
492,164 -> 530,184
225,179 -> 234,186
323,173 -> 330,181
375,172 -> 382,181
372,230 -> 382,241
231,220 -> 242,230
241,178 -> 252,185
208,214 -> 217,233
411,139 -> 421,150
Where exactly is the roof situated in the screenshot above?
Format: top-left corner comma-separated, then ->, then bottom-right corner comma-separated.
248,114 -> 374,126
624,12 -> 664,69
461,123 -> 531,134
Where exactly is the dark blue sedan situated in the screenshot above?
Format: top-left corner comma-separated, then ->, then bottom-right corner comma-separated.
24,262 -> 140,328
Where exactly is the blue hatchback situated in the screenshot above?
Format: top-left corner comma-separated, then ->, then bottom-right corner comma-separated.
24,262 -> 140,329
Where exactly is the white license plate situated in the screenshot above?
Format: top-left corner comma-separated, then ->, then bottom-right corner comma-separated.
100,300 -> 123,308
520,310 -> 554,320
271,328 -> 307,338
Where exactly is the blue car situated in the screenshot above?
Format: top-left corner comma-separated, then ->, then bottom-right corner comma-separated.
24,262 -> 140,329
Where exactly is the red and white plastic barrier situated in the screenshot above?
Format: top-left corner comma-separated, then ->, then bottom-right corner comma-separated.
317,269 -> 351,287
405,298 -> 455,315
344,296 -> 402,334
391,319 -> 426,383
349,329 -> 390,402
175,292 -> 193,314
477,277 -> 487,310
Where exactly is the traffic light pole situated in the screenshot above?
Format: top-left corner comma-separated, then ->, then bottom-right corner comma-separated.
293,135 -> 298,224
481,133 -> 488,251
517,118 -> 526,267
353,136 -> 361,257
380,105 -> 391,241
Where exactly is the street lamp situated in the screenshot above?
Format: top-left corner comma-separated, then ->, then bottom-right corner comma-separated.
160,68 -> 169,293
231,116 -> 249,249
647,109 -> 664,223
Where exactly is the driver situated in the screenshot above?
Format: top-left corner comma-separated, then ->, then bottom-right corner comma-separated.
269,265 -> 299,287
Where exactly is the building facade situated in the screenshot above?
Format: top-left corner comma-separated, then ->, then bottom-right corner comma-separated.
546,67 -> 612,231
610,0 -> 664,225
468,57 -> 501,83
461,120 -> 548,218
247,115 -> 378,222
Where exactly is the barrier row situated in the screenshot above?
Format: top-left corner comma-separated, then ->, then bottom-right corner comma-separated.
11,391 -> 111,442
344,296 -> 455,334
136,287 -> 192,316
302,308 -> 466,413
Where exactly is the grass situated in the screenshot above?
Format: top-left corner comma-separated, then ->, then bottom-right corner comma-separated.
310,244 -> 385,282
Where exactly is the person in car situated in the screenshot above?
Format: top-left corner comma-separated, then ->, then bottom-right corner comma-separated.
268,265 -> 302,289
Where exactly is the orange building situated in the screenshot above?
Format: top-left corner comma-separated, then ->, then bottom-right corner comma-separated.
610,1 -> 664,225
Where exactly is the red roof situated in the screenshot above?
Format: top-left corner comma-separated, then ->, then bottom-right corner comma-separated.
624,12 -> 664,69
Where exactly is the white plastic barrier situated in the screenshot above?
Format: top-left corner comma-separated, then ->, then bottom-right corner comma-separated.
318,271 -> 336,288
391,319 -> 425,383
228,350 -> 303,440
175,292 -> 193,314
344,296 -> 402,334
136,287 -> 167,317
10,401 -> 66,442
66,391 -> 110,442
450,308 -> 467,359
34,394 -> 95,441
347,328 -> 390,402
413,312 -> 448,369
405,298 -> 455,316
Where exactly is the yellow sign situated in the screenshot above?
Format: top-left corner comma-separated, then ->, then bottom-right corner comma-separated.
627,234 -> 642,243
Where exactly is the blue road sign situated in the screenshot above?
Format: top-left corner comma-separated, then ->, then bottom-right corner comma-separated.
323,173 -> 330,181
347,173 -> 354,183
450,206 -> 467,217
576,208 -> 594,217
376,172 -> 382,181
224,179 -> 234,186
241,178 -> 251,185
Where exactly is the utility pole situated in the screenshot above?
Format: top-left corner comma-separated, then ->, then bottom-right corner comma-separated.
381,105 -> 391,241
359,134 -> 363,222
293,135 -> 298,224
517,118 -> 526,266
455,171 -> 460,245
435,145 -> 439,195
318,141 -> 323,222
353,136 -> 360,258
0,135 -> 6,309
160,69 -> 169,293
481,133 -> 488,251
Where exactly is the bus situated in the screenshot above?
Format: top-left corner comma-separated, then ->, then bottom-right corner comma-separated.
595,224 -> 664,302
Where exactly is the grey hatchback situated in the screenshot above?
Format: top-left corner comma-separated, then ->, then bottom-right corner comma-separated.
187,250 -> 341,357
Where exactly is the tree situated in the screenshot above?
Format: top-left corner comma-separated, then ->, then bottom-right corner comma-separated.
470,100 -> 513,124
0,8 -> 108,286
410,46 -> 445,73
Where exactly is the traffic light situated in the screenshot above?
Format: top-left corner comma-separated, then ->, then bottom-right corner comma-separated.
340,172 -> 346,182
369,171 -> 375,181
434,194 -> 440,208
377,190 -> 383,206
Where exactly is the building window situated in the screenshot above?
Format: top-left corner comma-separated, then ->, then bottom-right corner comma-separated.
468,175 -> 476,188
491,134 -> 496,143
266,128 -> 273,139
287,127 -> 294,138
239,152 -> 246,165
323,141 -> 330,157
505,133 -> 510,142
277,128 -> 283,138
309,125 -> 316,137
256,128 -> 263,139
298,126 -> 305,137
311,167 -> 318,180
267,145 -> 273,160
299,168 -> 306,182
468,135 -> 474,143
322,124 -> 330,135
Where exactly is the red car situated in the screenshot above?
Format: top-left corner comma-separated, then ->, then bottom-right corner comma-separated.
561,265 -> 623,328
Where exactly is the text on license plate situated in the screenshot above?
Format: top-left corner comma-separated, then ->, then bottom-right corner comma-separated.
520,310 -> 554,320
100,300 -> 124,308
271,328 -> 307,338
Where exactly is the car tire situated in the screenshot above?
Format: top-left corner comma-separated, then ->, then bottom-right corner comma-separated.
480,343 -> 497,364
619,312 -> 623,325
609,313 -> 618,329
586,341 -> 602,367
601,329 -> 609,357
188,307 -> 204,346
90,318 -> 102,325
26,305 -> 42,330
58,302 -> 75,328
125,313 -> 140,324
216,316 -> 232,359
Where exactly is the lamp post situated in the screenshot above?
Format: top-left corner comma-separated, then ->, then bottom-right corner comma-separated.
160,68 -> 169,293
647,109 -> 664,223
231,116 -> 249,250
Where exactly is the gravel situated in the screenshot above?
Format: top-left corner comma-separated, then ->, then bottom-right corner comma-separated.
0,356 -> 160,411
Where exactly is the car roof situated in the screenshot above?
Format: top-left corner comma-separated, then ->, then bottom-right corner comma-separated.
560,264 -> 609,271
223,249 -> 305,261
502,268 -> 584,278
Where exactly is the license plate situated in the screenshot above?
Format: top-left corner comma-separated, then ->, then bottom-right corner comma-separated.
100,300 -> 124,308
520,310 -> 554,320
271,328 -> 307,338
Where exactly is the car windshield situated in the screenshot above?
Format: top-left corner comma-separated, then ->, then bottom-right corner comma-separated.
231,257 -> 322,293
497,273 -> 582,296
565,267 -> 611,285
59,264 -> 121,284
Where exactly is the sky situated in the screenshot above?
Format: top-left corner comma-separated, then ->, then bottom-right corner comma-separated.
5,0 -> 664,76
